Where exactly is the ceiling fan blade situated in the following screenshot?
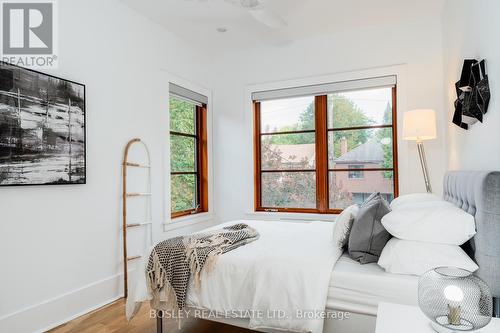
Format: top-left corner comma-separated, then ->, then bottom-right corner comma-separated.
249,8 -> 287,29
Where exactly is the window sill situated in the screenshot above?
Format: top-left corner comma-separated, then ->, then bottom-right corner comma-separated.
163,212 -> 214,232
244,211 -> 339,222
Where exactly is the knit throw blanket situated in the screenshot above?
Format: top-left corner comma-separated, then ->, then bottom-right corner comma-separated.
146,223 -> 259,312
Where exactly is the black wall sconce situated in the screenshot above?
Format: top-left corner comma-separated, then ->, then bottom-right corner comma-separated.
453,59 -> 490,130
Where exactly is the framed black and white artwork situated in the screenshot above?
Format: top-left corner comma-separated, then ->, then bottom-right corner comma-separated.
0,62 -> 86,186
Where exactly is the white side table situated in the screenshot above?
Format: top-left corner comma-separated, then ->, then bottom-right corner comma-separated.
375,302 -> 500,333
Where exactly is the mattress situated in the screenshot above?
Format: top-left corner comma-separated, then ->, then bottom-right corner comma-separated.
326,254 -> 419,315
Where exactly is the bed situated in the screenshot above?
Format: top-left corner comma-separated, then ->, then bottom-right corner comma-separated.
126,171 -> 500,333
327,254 -> 418,314
128,219 -> 341,333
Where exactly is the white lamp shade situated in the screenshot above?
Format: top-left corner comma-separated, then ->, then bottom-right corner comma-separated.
402,109 -> 437,141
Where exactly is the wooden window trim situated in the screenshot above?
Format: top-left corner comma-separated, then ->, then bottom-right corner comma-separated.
261,129 -> 316,136
170,131 -> 197,138
254,87 -> 399,214
316,95 -> 328,212
171,104 -> 208,219
391,86 -> 400,197
327,124 -> 393,132
253,102 -> 262,212
332,168 -> 394,172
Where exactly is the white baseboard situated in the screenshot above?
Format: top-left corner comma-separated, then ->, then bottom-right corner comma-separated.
0,273 -> 123,333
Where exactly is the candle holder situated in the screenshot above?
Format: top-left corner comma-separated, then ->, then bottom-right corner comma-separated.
418,267 -> 493,332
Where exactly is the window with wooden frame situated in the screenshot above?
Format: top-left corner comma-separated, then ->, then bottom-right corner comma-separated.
253,76 -> 398,214
169,83 -> 208,219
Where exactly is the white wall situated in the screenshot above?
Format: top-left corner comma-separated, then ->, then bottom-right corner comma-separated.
443,0 -> 500,170
212,16 -> 448,222
0,3 -> 463,332
0,1 -> 215,332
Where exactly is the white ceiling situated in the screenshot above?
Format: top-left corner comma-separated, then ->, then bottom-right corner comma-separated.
121,0 -> 445,50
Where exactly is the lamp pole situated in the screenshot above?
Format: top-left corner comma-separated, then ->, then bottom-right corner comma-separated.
416,139 -> 432,193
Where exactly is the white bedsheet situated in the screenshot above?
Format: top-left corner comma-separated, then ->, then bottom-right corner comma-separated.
327,254 -> 419,315
126,219 -> 340,333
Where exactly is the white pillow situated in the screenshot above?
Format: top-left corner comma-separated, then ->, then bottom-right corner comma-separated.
381,201 -> 476,245
390,193 -> 441,210
332,205 -> 359,249
378,238 -> 478,276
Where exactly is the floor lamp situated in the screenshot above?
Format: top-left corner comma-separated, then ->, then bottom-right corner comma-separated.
403,109 -> 437,193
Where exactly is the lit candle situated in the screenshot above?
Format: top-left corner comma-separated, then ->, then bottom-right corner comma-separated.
444,285 -> 464,325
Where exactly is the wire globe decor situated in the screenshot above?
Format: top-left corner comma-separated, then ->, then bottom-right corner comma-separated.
418,267 -> 493,332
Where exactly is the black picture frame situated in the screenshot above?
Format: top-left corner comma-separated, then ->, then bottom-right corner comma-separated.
0,61 -> 86,186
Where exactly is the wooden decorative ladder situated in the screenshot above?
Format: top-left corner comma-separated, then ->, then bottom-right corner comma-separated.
122,138 -> 153,298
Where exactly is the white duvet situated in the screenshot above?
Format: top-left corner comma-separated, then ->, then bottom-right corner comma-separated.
126,219 -> 340,333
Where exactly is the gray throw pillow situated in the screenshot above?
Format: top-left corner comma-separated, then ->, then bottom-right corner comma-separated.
348,192 -> 392,264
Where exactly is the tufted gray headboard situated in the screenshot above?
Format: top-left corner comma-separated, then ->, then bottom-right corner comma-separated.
443,171 -> 500,304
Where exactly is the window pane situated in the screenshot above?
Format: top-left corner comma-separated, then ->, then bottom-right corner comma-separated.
327,87 -> 392,128
170,97 -> 195,134
328,128 -> 393,169
261,172 -> 316,208
171,174 -> 197,212
170,134 -> 196,172
348,165 -> 364,179
329,171 -> 394,209
261,133 -> 316,170
260,96 -> 315,133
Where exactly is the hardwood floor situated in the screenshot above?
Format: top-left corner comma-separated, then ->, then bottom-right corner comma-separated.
48,299 -> 256,333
